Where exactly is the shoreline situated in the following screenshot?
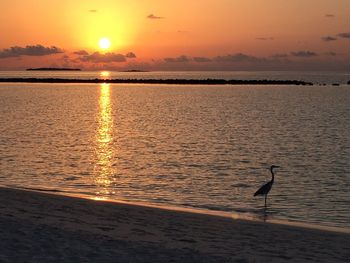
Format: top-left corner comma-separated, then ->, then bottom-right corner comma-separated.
1,186 -> 349,262
0,77 -> 314,85
8,185 -> 349,235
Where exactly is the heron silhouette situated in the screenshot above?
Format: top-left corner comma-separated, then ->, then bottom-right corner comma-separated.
254,165 -> 280,208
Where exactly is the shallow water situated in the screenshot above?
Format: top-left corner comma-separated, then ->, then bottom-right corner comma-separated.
0,81 -> 349,228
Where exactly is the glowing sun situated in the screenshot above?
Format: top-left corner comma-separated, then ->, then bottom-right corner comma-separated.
99,38 -> 111,50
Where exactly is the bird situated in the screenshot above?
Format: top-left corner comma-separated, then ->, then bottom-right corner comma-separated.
254,165 -> 280,208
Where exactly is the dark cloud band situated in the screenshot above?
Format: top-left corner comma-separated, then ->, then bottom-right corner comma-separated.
291,51 -> 318,57
164,55 -> 189,63
338,32 -> 350,39
77,52 -> 137,63
0,45 -> 63,59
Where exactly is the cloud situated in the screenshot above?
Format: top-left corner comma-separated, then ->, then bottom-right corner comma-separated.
164,55 -> 190,63
125,52 -> 136,58
325,14 -> 335,18
256,37 -> 274,41
154,53 -> 314,71
291,51 -> 318,58
147,14 -> 164,19
89,9 -> 98,13
338,32 -> 350,39
271,53 -> 289,59
322,36 -> 337,42
79,52 -> 127,63
193,57 -> 212,62
162,53 -> 269,66
0,45 -> 63,58
325,52 -> 337,56
74,50 -> 89,56
214,53 -> 262,63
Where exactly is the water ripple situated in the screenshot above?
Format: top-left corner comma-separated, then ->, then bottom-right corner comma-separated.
0,83 -> 349,229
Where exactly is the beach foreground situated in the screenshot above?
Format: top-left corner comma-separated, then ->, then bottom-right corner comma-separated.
0,187 -> 348,262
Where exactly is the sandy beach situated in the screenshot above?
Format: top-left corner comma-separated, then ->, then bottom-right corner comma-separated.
0,187 -> 348,262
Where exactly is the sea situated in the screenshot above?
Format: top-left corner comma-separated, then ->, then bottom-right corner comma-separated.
0,71 -> 349,230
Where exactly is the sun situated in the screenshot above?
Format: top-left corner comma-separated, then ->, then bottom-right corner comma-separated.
99,38 -> 111,50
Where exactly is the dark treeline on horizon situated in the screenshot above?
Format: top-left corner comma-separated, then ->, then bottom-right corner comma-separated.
0,78 -> 314,85
26,68 -> 81,71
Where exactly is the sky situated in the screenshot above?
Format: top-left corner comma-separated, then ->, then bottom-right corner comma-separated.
0,0 -> 349,71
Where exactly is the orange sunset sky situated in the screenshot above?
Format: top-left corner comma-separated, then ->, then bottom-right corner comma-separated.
0,0 -> 349,71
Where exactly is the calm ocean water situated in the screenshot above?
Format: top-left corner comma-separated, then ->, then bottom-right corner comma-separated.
0,71 -> 349,229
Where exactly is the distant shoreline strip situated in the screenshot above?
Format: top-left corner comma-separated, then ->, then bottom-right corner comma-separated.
0,78 -> 314,85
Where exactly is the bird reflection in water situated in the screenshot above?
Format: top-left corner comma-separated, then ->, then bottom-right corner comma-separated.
94,83 -> 115,197
259,207 -> 269,222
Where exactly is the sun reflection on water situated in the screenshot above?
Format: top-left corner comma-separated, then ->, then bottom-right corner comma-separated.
94,83 -> 115,196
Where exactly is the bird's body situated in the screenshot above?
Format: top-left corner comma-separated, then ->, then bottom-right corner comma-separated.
254,165 -> 279,207
254,180 -> 273,197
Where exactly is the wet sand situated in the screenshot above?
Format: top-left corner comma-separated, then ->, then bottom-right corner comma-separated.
0,187 -> 348,262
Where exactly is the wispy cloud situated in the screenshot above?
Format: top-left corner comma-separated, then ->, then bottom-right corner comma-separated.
325,52 -> 337,56
79,52 -> 127,63
0,45 -> 63,59
163,53 -> 266,64
164,55 -> 190,63
325,14 -> 335,18
338,32 -> 350,39
74,50 -> 89,56
214,53 -> 262,63
89,9 -> 98,13
321,36 -> 337,42
147,14 -> 164,19
256,37 -> 274,41
271,53 -> 289,59
291,51 -> 318,58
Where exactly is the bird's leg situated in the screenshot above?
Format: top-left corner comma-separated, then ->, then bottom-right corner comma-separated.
264,195 -> 267,208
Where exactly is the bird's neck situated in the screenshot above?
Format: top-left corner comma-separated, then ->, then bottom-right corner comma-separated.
270,168 -> 275,182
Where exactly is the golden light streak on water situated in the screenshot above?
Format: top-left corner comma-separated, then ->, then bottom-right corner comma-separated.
94,83 -> 115,196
